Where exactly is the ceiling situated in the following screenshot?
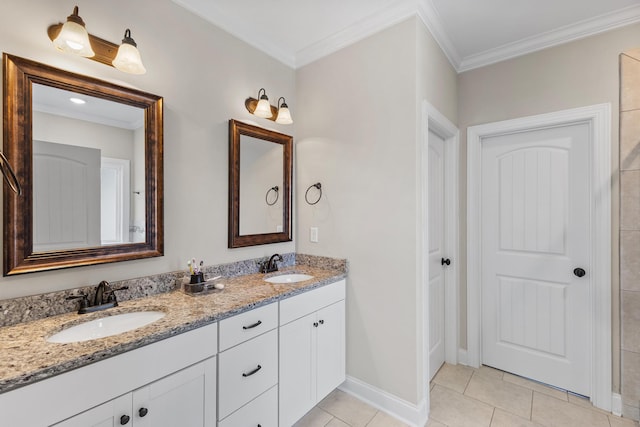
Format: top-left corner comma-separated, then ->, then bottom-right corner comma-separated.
172,0 -> 640,72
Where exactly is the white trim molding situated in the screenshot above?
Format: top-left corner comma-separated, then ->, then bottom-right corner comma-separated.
339,376 -> 428,427
466,103 -> 612,411
420,100 -> 460,398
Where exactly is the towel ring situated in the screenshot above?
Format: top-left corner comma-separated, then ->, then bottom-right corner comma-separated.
0,151 -> 21,195
305,182 -> 322,205
265,186 -> 279,206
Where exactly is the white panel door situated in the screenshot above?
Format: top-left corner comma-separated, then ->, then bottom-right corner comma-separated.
33,140 -> 101,251
481,123 -> 590,395
428,130 -> 446,380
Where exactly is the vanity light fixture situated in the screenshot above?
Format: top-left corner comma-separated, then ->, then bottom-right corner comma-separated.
253,88 -> 274,118
275,97 -> 293,124
51,6 -> 95,57
69,97 -> 86,105
48,8 -> 146,75
112,29 -> 146,75
244,89 -> 293,124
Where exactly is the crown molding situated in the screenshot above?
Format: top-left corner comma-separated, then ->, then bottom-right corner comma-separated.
458,3 -> 640,72
415,0 -> 461,70
174,0 -> 640,72
294,0 -> 418,68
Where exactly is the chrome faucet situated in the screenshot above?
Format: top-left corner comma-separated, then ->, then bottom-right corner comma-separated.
261,253 -> 283,273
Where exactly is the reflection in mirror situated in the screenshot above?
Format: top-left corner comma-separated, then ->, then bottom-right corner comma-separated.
3,53 -> 163,276
32,84 -> 146,251
239,135 -> 284,235
228,119 -> 292,248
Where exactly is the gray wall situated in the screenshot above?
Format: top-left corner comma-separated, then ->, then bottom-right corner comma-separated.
295,16 -> 458,405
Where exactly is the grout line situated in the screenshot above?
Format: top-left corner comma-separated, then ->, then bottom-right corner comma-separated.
489,408 -> 496,427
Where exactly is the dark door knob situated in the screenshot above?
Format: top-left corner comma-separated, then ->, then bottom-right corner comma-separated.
139,407 -> 148,417
441,258 -> 451,266
120,414 -> 130,425
573,268 -> 586,278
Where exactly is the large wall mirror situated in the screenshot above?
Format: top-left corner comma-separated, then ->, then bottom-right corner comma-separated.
228,119 -> 292,248
3,54 -> 163,275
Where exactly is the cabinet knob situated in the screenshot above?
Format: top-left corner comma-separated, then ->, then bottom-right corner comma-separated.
120,415 -> 130,425
139,407 -> 148,417
319,319 -> 324,325
313,322 -> 319,327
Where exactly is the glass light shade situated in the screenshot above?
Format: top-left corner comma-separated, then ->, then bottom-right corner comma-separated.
113,42 -> 146,75
254,98 -> 273,118
53,20 -> 95,57
276,106 -> 293,124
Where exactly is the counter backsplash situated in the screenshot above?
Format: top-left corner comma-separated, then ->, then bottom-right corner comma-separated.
0,253 -> 346,328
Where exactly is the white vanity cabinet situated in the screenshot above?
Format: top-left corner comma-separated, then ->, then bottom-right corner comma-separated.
217,302 -> 279,426
0,323 -> 218,427
279,280 -> 346,426
53,358 -> 216,427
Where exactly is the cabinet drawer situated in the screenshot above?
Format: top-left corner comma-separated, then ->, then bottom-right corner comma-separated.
218,329 -> 278,419
219,302 -> 278,351
280,279 -> 345,325
218,385 -> 278,427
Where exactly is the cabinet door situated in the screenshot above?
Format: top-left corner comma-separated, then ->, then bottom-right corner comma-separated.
316,300 -> 346,401
279,311 -> 316,427
218,385 -> 278,427
52,394 -> 131,427
132,357 -> 216,427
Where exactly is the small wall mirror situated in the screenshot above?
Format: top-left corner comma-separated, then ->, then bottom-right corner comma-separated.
3,54 -> 163,275
228,119 -> 292,248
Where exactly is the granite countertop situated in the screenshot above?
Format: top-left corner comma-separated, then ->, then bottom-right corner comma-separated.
0,265 -> 346,394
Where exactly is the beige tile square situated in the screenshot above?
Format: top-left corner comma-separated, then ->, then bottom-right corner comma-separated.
532,392 -> 610,427
474,365 -> 505,380
464,372 -> 532,419
425,419 -> 447,427
367,411 -> 410,427
326,418 -> 350,427
432,363 -> 474,393
620,111 -> 640,171
430,384 -> 494,427
503,373 -> 568,401
623,291 -> 640,353
621,231 -> 640,292
609,414 -> 640,427
318,390 -> 377,427
621,55 -> 640,112
490,408 -> 543,427
622,350 -> 640,405
622,171 -> 640,227
567,394 -> 610,415
294,407 -> 334,427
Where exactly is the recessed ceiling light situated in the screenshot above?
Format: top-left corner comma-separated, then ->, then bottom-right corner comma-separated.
69,97 -> 86,105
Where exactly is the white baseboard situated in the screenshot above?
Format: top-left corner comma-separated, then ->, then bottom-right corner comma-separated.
339,376 -> 429,427
612,393 -> 622,416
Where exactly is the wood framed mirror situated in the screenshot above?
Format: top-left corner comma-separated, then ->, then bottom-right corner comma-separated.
3,54 -> 163,275
228,119 -> 292,248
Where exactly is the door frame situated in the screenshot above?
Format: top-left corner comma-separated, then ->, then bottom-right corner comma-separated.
421,100 -> 460,392
466,103 -> 612,410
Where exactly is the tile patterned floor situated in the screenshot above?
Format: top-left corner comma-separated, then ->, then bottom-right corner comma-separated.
294,364 -> 640,427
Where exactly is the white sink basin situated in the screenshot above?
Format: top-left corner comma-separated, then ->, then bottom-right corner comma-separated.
264,273 -> 314,284
47,311 -> 166,343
